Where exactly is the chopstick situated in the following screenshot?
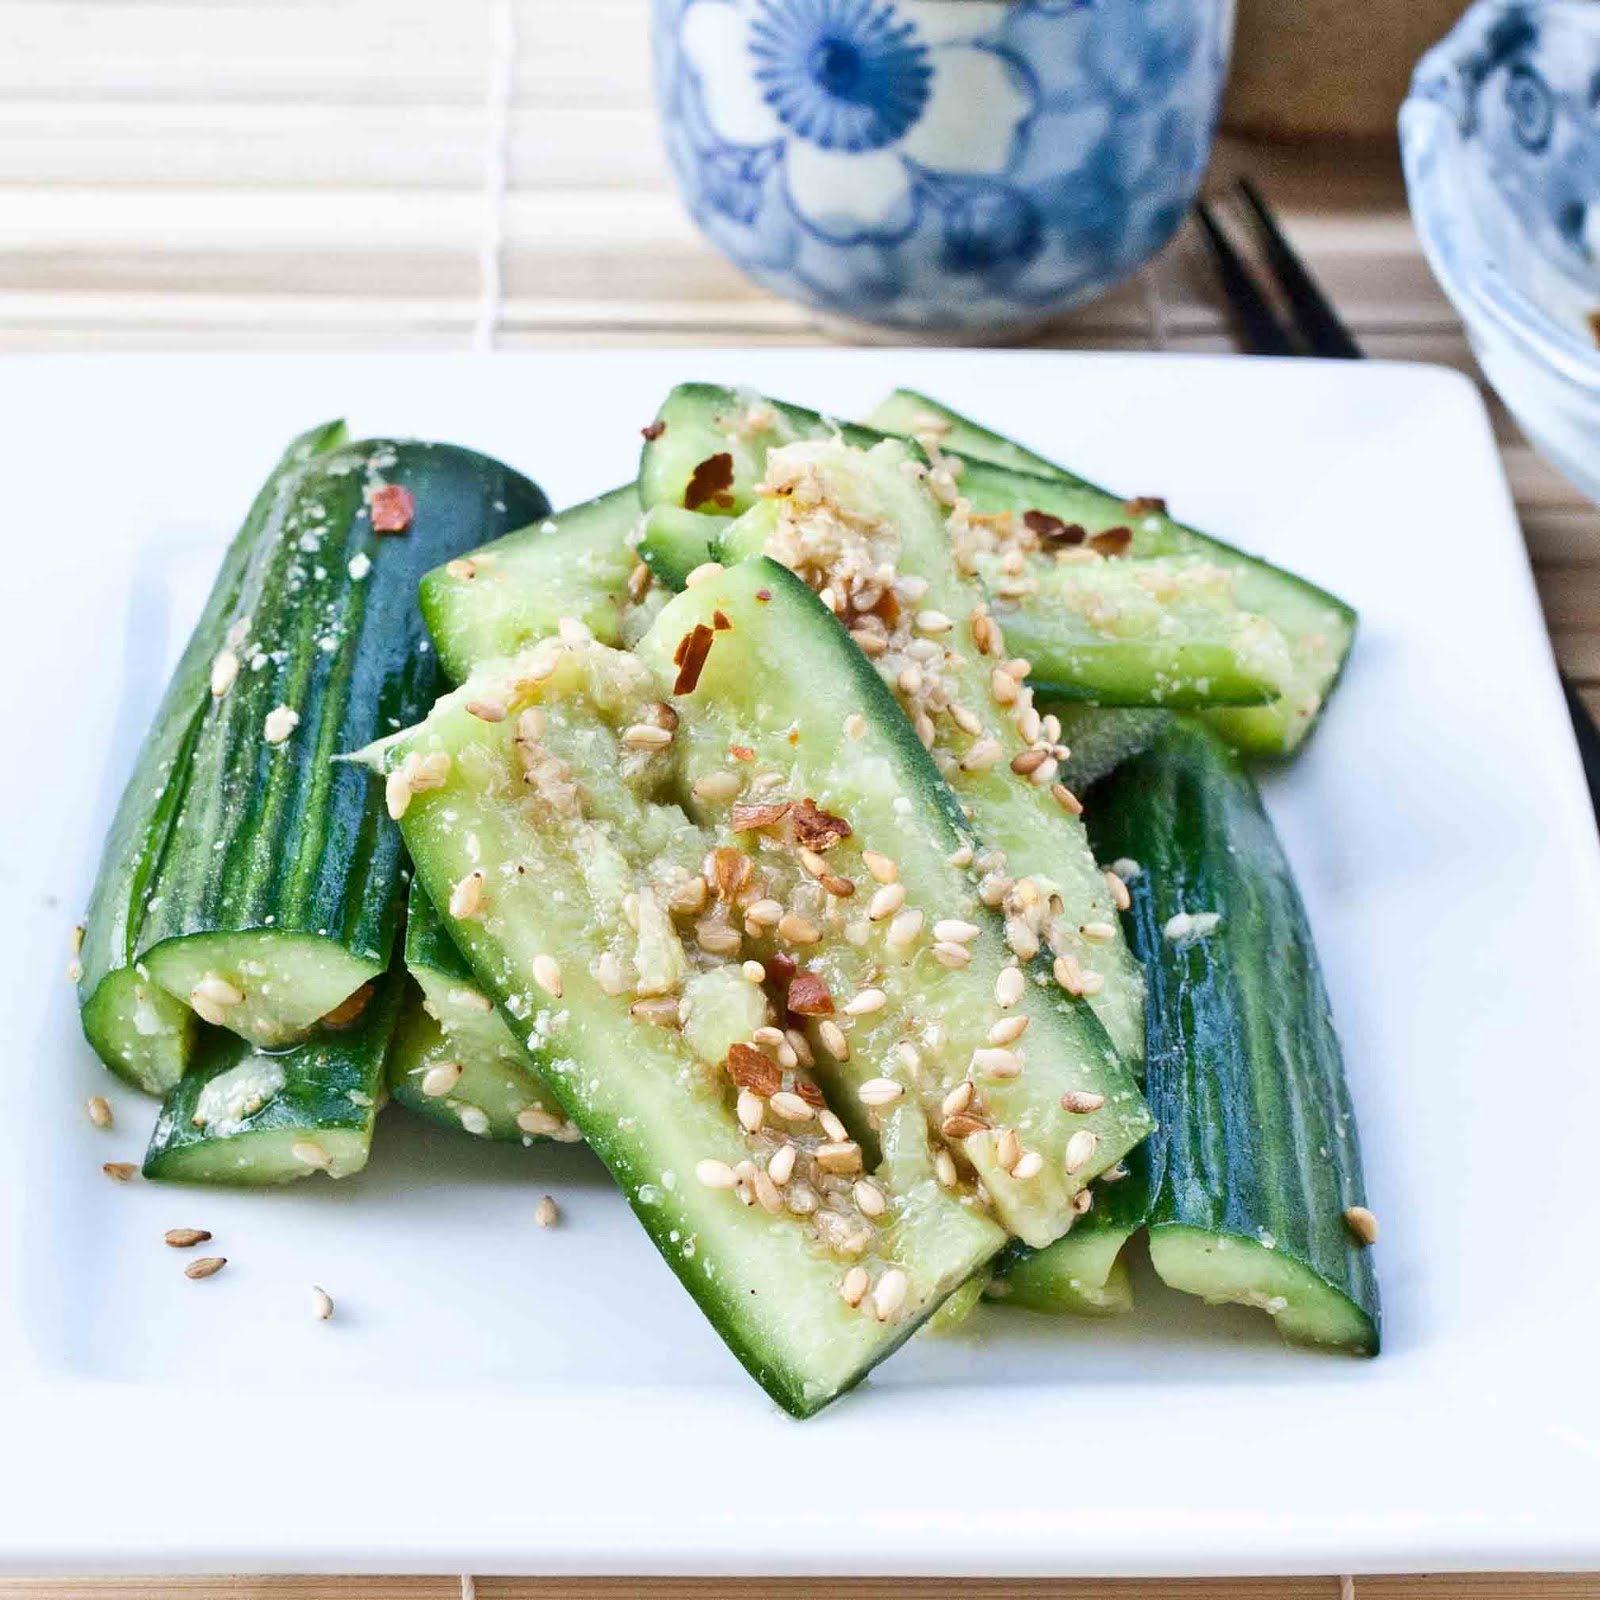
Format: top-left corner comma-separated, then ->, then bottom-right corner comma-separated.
1195,179 -> 1600,823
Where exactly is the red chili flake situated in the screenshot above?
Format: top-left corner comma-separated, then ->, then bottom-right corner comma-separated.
796,1080 -> 826,1109
641,420 -> 666,442
787,972 -> 834,1016
730,744 -> 755,762
726,1043 -> 782,1097
367,483 -> 415,534
731,800 -> 791,832
712,610 -> 733,631
1023,509 -> 1085,545
1089,526 -> 1133,556
1123,496 -> 1167,517
791,798 -> 852,852
673,623 -> 715,694
683,452 -> 735,511
755,589 -> 772,603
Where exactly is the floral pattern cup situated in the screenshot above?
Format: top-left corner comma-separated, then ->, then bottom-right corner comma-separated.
654,0 -> 1235,337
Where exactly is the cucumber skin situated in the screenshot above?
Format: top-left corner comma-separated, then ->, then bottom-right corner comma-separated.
78,420 -> 350,1093
1090,719 -> 1380,1353
143,963 -> 403,1184
136,441 -> 549,1033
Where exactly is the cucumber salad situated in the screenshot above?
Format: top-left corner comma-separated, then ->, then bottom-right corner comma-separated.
75,386 -> 1379,1416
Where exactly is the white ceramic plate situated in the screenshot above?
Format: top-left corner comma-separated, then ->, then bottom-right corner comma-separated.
6,350 -> 1599,1577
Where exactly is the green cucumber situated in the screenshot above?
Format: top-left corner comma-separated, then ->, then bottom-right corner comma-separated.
1045,703 -> 1172,794
419,485 -> 641,683
143,961 -> 402,1184
366,596 -> 1018,1417
866,389 -> 1357,756
76,420 -> 349,1093
394,880 -> 576,1143
637,505 -> 725,590
642,416 -> 1146,1064
131,440 -> 547,1051
867,389 -> 1063,478
1090,719 -> 1380,1353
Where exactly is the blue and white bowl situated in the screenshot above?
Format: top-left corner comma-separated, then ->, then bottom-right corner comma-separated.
653,0 -> 1235,338
1402,1 -> 1600,505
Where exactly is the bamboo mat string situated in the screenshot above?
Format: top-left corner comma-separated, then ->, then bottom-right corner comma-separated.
473,0 -> 515,352
1341,1577 -> 1356,1600
460,1577 -> 477,1600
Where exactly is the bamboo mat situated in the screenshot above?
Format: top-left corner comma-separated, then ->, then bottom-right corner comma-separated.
6,1 -> 1600,1593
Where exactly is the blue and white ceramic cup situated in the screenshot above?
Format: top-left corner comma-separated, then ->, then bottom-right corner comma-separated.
653,0 -> 1235,338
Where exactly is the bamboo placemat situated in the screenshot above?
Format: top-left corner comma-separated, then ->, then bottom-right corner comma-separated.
6,1 -> 1599,1592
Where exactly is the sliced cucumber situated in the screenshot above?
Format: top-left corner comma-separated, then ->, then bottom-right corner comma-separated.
638,505 -> 724,590
419,485 -> 641,683
365,611 -> 1011,1416
77,420 -> 348,1093
1090,719 -> 1380,1353
394,880 -> 576,1143
135,440 -> 548,1049
143,963 -> 402,1184
866,389 -> 1063,478
866,389 -> 1357,756
1046,703 -> 1172,794
642,415 -> 1146,1064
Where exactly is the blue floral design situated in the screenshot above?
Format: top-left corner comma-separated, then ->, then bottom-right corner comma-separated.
750,0 -> 932,152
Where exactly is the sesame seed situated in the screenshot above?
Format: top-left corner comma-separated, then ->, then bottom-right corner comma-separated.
997,1128 -> 1022,1171
815,1141 -> 863,1174
1072,1187 -> 1095,1215
768,1144 -> 798,1186
459,1103 -> 491,1136
857,1078 -> 904,1108
627,560 -> 652,602
1010,747 -> 1048,777
693,770 -> 742,803
1006,921 -> 1041,962
932,941 -> 972,969
769,1091 -> 815,1123
292,1140 -> 333,1171
517,1107 -> 564,1136
534,1194 -> 561,1228
1105,868 -> 1132,911
844,712 -> 867,739
935,1149 -> 959,1188
915,609 -> 953,635
897,665 -> 923,695
466,697 -> 507,722
817,1020 -> 850,1061
1061,1089 -> 1106,1114
960,739 -> 1004,772
841,1266 -> 870,1307
786,1182 -> 820,1216
994,966 -> 1026,1008
531,953 -> 563,998
990,668 -> 1018,706
420,1060 -> 462,1098
1064,1128 -> 1098,1175
972,1047 -> 1022,1080
695,1158 -> 738,1190
185,1257 -> 227,1281
1081,920 -> 1117,943
684,561 -> 725,588
741,959 -> 766,984
622,722 -> 674,751
192,973 -> 244,1008
948,843 -> 974,868
311,1285 -> 334,1320
385,765 -> 414,821
843,988 -> 886,1016
818,1108 -> 849,1143
933,919 -> 980,944
862,851 -> 898,884
988,1014 -> 1029,1046
777,913 -> 821,945
872,1268 -> 909,1321
744,898 -> 784,928
1028,757 -> 1059,787
1012,1151 -> 1044,1181
209,648 -> 240,698
867,882 -> 906,921
1052,783 -> 1084,816
1053,952 -> 1098,996
949,704 -> 984,736
752,1169 -> 784,1214
102,1162 -> 137,1182
886,909 -> 924,951
737,1089 -> 765,1133
941,1080 -> 975,1118
262,704 -> 299,745
1344,1205 -> 1380,1246
164,1227 -> 211,1248
449,871 -> 486,921
853,1179 -> 887,1218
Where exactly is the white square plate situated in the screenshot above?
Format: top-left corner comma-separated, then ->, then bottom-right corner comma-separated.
5,351 -> 1598,1577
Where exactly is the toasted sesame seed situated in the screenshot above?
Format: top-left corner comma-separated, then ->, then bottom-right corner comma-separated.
292,1140 -> 333,1171
1081,920 -> 1117,943
1053,953 -> 1094,996
886,909 -> 924,951
741,960 -> 766,984
1017,706 -> 1042,742
185,1256 -> 227,1281
948,843 -> 974,868
990,668 -> 1018,705
622,722 -> 674,751
1072,1187 -> 1095,1215
815,1140 -> 863,1175
1064,1128 -> 1098,1175
192,974 -> 244,1009
1005,658 -> 1031,680
85,1095 -> 113,1130
949,704 -> 984,737
798,847 -> 828,879
385,765 -> 414,821
627,560 -> 652,602
752,1168 -> 784,1214
517,1107 -> 564,1136
960,739 -> 1004,771
449,871 -> 486,921
311,1285 -> 334,1320
630,996 -> 681,1028
841,1265 -> 870,1307
737,1088 -> 765,1133
1010,747 -> 1049,777
524,953 -> 562,1000
850,1085 -> 902,1122
533,1193 -> 561,1229
1344,1205 -> 1380,1246
853,1178 -> 887,1218
915,610 -> 953,637
872,1267 -> 909,1321
862,851 -> 898,884
994,966 -> 1026,1008
972,1047 -> 1022,1080
1105,868 -> 1132,911
931,941 -> 972,970
1061,1089 -> 1106,1114
1101,1162 -> 1129,1183
941,1081 -> 975,1118
769,1090 -> 815,1123
1027,757 -> 1059,787
997,1128 -> 1022,1171
817,1020 -> 850,1062
867,882 -> 906,921
744,898 -> 784,928
262,704 -> 299,745
445,557 -> 478,580
102,1161 -> 137,1182
1006,921 -> 1041,962
843,988 -> 886,1017
1012,1151 -> 1044,1181
696,1158 -> 738,1190
420,1060 -> 463,1098
768,1143 -> 798,1186
817,1108 -> 849,1144
785,1181 -> 820,1216
164,1227 -> 211,1248
693,770 -> 743,803
777,913 -> 821,945
935,1149 -> 959,1188
988,1014 -> 1029,1046
933,919 -> 980,944
210,648 -> 240,698
1052,783 -> 1084,816
684,561 -> 725,588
